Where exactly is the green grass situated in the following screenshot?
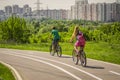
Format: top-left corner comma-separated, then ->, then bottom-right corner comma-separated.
0,42 -> 120,65
85,42 -> 120,64
0,63 -> 15,80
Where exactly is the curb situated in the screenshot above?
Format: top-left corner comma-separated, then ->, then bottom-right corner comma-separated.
0,61 -> 23,80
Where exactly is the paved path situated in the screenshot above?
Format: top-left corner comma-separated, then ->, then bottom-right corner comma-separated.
0,48 -> 120,80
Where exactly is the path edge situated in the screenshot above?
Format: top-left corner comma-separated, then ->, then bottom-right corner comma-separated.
0,61 -> 23,80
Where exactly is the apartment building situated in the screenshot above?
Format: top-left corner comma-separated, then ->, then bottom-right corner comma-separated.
0,10 -> 4,15
0,10 -> 5,20
97,3 -> 106,22
70,0 -> 120,22
32,9 -> 68,20
70,5 -> 75,20
5,6 -> 12,15
111,3 -> 120,21
23,4 -> 32,15
86,4 -> 92,21
12,5 -> 19,14
75,0 -> 88,20
47,9 -> 68,20
1,0 -> 120,21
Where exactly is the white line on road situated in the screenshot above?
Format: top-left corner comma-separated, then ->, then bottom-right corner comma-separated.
110,71 -> 120,76
10,52 -> 103,80
0,61 -> 23,80
3,53 -> 82,80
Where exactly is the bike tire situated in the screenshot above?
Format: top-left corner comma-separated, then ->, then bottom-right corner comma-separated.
49,45 -> 55,56
72,50 -> 79,65
80,51 -> 87,67
57,45 -> 62,57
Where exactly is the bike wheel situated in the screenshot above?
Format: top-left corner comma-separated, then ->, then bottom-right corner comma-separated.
80,51 -> 87,67
49,45 -> 55,56
72,50 -> 79,65
57,45 -> 62,57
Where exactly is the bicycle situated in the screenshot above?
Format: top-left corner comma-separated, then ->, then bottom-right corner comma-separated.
49,43 -> 62,57
72,49 -> 87,67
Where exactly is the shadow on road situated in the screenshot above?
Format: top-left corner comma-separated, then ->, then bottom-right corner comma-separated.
85,65 -> 105,69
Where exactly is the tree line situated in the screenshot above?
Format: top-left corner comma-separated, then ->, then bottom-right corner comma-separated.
0,16 -> 120,45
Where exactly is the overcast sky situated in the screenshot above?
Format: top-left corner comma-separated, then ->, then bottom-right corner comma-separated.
0,0 -> 116,10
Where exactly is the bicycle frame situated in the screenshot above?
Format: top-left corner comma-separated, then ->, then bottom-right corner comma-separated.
72,49 -> 87,67
50,42 -> 62,57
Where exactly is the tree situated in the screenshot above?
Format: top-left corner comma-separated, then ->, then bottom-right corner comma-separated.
0,16 -> 31,43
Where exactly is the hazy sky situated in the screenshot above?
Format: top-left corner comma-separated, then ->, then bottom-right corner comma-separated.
0,0 -> 116,10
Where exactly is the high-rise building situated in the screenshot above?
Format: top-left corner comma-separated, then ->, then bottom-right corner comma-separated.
0,10 -> 5,20
23,4 -> 32,14
5,6 -> 12,15
12,5 -> 19,14
86,4 -> 92,21
32,9 -> 68,20
75,0 -> 88,19
97,3 -> 106,22
0,10 -> 4,15
70,0 -> 120,22
111,3 -> 120,21
105,3 -> 112,22
18,8 -> 24,14
67,10 -> 71,20
23,4 -> 32,18
71,5 -> 75,20
75,0 -> 88,4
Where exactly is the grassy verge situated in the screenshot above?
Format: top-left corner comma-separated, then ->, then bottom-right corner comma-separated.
0,63 -> 15,80
85,42 -> 120,64
0,41 -> 120,65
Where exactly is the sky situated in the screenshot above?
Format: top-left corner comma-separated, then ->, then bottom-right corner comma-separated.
0,0 -> 117,10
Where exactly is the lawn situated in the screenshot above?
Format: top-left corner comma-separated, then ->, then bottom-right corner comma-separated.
0,41 -> 120,64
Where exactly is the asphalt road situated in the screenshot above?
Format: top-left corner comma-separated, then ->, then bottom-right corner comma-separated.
0,48 -> 120,80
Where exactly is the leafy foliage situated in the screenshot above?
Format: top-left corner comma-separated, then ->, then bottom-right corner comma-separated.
0,16 -> 32,43
0,18 -> 120,45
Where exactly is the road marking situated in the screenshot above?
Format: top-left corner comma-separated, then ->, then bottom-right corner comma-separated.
10,51 -> 103,80
0,61 -> 23,80
110,71 -> 120,76
3,53 -> 82,80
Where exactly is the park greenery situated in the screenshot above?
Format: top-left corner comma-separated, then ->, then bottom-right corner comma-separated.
0,16 -> 120,44
0,16 -> 120,65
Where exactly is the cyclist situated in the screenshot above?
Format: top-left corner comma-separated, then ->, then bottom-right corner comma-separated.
50,26 -> 60,52
70,26 -> 86,55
